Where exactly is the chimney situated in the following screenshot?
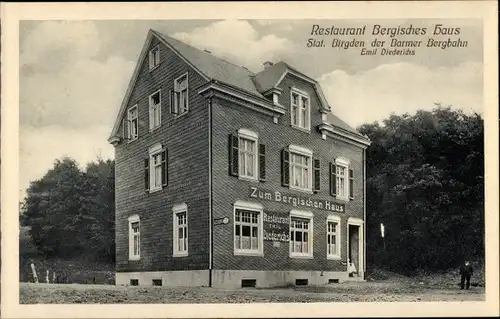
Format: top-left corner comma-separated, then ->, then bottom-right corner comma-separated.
263,61 -> 274,69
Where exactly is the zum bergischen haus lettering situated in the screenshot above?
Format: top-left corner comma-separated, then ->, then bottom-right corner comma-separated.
249,186 -> 345,213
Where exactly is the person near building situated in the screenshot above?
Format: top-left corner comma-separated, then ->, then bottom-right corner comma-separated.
459,259 -> 474,290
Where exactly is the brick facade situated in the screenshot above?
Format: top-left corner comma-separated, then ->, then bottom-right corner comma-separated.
114,37 -> 210,274
211,74 -> 365,272
111,30 -> 369,287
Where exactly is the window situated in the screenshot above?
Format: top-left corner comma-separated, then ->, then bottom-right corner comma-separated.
290,88 -> 310,131
330,158 -> 352,200
149,90 -> 161,130
128,215 -> 140,260
238,129 -> 258,180
174,73 -> 189,115
336,165 -> 347,198
282,145 -> 319,192
289,145 -> 313,192
146,144 -> 167,193
149,46 -> 160,70
127,105 -> 138,141
173,203 -> 188,257
233,201 -> 263,256
327,216 -> 341,259
290,153 -> 310,190
229,129 -> 266,181
289,210 -> 313,258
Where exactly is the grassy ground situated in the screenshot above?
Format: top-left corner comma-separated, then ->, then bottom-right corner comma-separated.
20,280 -> 484,304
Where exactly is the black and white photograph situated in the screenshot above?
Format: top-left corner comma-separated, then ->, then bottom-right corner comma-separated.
1,1 -> 498,318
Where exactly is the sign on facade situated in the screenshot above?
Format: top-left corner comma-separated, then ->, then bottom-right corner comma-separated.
249,186 -> 345,213
263,211 -> 290,242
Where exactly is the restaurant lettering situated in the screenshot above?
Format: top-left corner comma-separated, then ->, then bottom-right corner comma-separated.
249,186 -> 345,213
263,211 -> 289,242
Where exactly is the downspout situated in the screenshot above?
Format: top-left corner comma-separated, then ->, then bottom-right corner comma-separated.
208,96 -> 213,287
363,147 -> 367,280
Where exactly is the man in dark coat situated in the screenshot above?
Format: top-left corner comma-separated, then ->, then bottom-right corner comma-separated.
459,260 -> 473,290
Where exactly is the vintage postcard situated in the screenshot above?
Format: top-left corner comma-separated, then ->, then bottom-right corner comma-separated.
1,1 -> 499,318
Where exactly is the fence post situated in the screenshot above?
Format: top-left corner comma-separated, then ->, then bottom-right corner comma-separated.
30,263 -> 39,283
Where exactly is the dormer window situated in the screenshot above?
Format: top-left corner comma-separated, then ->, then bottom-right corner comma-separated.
290,88 -> 310,131
149,46 -> 160,70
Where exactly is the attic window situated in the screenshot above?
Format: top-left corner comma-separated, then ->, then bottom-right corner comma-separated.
149,46 -> 160,70
290,88 -> 310,132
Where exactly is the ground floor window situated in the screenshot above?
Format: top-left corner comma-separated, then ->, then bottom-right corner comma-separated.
233,201 -> 263,256
327,215 -> 341,259
128,215 -> 140,260
173,203 -> 188,257
289,210 -> 313,258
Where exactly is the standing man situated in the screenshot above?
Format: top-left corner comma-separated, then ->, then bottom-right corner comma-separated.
459,260 -> 474,290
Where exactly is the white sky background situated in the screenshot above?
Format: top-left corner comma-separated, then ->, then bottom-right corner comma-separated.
19,19 -> 483,200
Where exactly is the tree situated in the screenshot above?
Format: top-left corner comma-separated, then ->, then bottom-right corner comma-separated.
20,156 -> 115,261
359,106 -> 484,274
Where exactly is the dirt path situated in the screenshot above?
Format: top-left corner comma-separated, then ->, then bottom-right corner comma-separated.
20,281 -> 485,304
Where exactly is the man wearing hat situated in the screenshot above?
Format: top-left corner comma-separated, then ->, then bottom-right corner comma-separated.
459,259 -> 474,290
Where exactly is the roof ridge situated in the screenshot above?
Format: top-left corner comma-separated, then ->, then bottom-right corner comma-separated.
153,29 -> 255,75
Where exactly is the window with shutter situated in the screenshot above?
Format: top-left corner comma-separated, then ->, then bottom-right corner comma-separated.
333,158 -> 350,200
229,129 -> 260,181
287,145 -> 313,192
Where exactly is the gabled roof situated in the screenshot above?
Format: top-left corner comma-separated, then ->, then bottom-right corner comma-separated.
109,29 -> 366,142
153,30 -> 263,97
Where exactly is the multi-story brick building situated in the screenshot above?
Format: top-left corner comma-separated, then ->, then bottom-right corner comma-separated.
108,29 -> 371,288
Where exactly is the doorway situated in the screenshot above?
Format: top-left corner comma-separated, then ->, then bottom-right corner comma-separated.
347,218 -> 364,278
348,225 -> 360,277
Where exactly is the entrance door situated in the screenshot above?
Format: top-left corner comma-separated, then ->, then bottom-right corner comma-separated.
347,218 -> 364,278
348,225 -> 360,277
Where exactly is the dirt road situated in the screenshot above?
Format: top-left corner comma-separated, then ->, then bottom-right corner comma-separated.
20,281 -> 484,304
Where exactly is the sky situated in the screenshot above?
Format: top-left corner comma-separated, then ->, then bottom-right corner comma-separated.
19,19 -> 483,200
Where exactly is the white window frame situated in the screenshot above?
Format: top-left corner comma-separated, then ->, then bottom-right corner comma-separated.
237,128 -> 259,181
149,143 -> 163,193
174,73 -> 189,116
127,105 -> 139,142
289,144 -> 313,193
149,45 -> 160,70
173,203 -> 188,257
335,157 -> 350,201
128,215 -> 140,261
149,90 -> 162,131
290,88 -> 311,132
233,200 -> 264,256
327,215 -> 341,260
289,209 -> 314,258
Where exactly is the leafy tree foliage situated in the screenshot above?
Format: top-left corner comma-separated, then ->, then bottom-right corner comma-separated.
359,105 -> 484,275
20,157 -> 115,262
